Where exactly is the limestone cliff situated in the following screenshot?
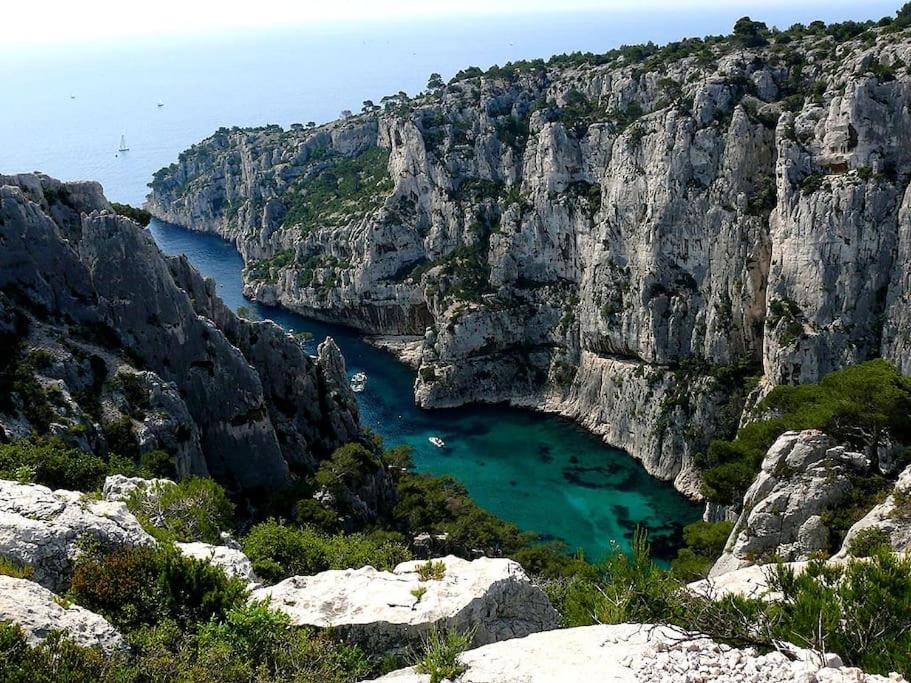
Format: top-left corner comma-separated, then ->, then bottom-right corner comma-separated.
0,173 -> 366,497
147,18 -> 911,497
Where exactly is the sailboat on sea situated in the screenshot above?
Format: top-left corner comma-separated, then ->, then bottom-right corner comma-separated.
118,135 -> 129,152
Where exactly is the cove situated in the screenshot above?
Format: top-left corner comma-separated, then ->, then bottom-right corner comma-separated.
150,219 -> 702,562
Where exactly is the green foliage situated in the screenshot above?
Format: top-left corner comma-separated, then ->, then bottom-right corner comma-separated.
768,552 -> 911,675
0,556 -> 34,580
283,146 -> 392,231
846,527 -> 892,557
242,519 -> 411,583
68,544 -> 247,632
416,559 -> 446,581
0,604 -> 371,683
746,175 -> 777,216
801,172 -> 826,194
392,471 -> 528,556
0,438 -> 107,491
697,360 -> 911,504
128,478 -> 234,544
111,202 -> 152,227
246,249 -> 297,284
315,442 -> 383,497
0,624 -> 129,683
670,520 -> 734,580
413,627 -> 474,683
733,17 -> 769,48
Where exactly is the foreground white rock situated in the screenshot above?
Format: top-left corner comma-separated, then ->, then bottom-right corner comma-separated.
368,624 -> 906,683
176,541 -> 258,585
251,555 -> 558,653
0,575 -> 125,652
0,479 -> 154,590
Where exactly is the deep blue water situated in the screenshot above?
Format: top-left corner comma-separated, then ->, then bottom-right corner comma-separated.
149,219 -> 701,561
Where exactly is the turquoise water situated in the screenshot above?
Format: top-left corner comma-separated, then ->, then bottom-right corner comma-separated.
149,219 -> 701,561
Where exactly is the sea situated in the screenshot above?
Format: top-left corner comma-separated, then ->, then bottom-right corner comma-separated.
0,2 -> 893,560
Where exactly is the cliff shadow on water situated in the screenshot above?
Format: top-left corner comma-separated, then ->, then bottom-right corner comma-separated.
149,218 -> 702,562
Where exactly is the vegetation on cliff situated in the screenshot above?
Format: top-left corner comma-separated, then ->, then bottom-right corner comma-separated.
697,359 -> 911,506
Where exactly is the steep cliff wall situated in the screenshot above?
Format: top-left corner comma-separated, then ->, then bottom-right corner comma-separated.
147,20 -> 911,497
0,173 -> 366,497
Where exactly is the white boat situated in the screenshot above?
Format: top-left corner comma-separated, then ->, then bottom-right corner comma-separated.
350,372 -> 367,393
429,436 -> 445,448
118,135 -> 129,152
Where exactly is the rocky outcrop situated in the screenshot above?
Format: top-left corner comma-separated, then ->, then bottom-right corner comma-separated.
175,541 -> 258,585
250,555 -> 558,653
147,20 -> 911,497
710,430 -> 869,576
0,479 -> 154,591
0,575 -> 125,652
836,464 -> 911,557
689,561 -> 806,602
368,623 -> 904,683
101,474 -> 174,503
0,174 -> 374,500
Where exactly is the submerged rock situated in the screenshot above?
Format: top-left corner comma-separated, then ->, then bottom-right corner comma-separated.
0,575 -> 125,652
251,555 -> 558,653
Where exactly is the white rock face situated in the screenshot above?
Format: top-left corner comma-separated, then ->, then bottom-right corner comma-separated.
0,479 -> 154,591
0,575 -> 125,652
367,623 -> 905,683
836,464 -> 911,557
102,474 -> 175,502
711,430 -> 868,577
175,541 -> 258,584
251,555 -> 558,653
688,561 -> 809,601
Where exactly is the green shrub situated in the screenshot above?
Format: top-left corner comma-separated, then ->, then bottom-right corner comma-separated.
283,146 -> 392,231
846,527 -> 892,557
0,556 -> 34,580
416,560 -> 446,581
697,360 -> 911,504
111,202 -> 152,227
128,477 -> 234,544
68,544 -> 246,632
769,552 -> 911,675
242,519 -> 411,583
392,472 -> 530,556
0,623 -> 129,683
670,520 -> 734,580
413,627 -> 474,683
0,438 -> 107,491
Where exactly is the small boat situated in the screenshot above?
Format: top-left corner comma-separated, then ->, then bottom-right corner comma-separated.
157,101 -> 164,108
428,436 -> 445,448
350,372 -> 367,393
118,135 -> 129,152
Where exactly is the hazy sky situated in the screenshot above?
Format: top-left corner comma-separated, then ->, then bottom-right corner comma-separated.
3,0 -> 895,48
